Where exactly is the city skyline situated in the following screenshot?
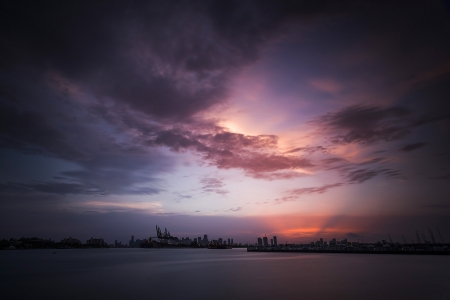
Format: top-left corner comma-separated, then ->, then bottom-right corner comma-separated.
1,1 -> 450,243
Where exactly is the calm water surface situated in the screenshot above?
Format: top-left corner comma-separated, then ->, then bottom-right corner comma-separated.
1,248 -> 450,299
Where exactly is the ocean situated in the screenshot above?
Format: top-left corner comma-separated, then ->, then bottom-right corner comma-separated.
1,248 -> 449,299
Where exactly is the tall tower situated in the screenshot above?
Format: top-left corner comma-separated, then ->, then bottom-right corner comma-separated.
257,237 -> 262,246
263,234 -> 269,247
273,236 -> 278,247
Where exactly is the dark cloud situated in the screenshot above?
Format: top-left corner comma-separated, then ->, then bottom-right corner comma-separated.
346,169 -> 378,184
1,0 -> 343,122
313,104 -> 450,147
0,103 -> 90,160
358,157 -> 387,165
345,168 -> 404,184
289,183 -> 343,196
399,142 -> 427,153
321,157 -> 347,165
285,146 -> 328,154
227,207 -> 242,212
0,181 -> 105,196
149,127 -> 313,178
200,178 -> 228,195
313,105 -> 412,145
276,183 -> 343,203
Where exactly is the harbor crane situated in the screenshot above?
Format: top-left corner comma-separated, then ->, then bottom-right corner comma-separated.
154,225 -> 178,243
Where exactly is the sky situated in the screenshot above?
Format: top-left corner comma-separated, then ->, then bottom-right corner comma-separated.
1,0 -> 450,244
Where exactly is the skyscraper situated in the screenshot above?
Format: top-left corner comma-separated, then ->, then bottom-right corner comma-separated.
228,238 -> 230,245
273,236 -> 278,247
257,237 -> 262,246
263,235 -> 269,247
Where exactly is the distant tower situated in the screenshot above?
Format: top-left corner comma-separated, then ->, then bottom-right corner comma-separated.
257,237 -> 263,246
130,235 -> 135,247
204,234 -> 208,244
428,228 -> 436,244
270,239 -> 274,246
263,235 -> 269,247
228,238 -> 230,245
273,236 -> 278,247
416,231 -> 422,244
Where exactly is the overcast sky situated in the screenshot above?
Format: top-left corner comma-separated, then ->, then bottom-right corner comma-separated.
1,0 -> 450,244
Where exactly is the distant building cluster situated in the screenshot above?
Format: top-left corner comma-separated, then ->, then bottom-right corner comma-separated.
111,233 -> 240,248
0,236 -> 108,250
252,229 -> 449,253
257,235 -> 277,247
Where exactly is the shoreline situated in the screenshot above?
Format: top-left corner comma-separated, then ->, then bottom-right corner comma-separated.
247,248 -> 450,255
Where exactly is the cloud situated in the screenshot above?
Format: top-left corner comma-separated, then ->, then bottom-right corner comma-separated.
2,0 -> 344,122
0,181 -> 105,196
227,207 -> 242,212
313,105 -> 412,145
289,183 -> 343,196
0,103 -> 90,161
276,183 -> 343,203
313,104 -> 450,149
346,169 -> 378,184
345,168 -> 404,184
200,177 -> 229,195
285,146 -> 328,154
399,142 -> 427,152
149,127 -> 314,178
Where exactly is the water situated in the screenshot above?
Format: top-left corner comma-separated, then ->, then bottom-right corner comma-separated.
1,248 -> 450,299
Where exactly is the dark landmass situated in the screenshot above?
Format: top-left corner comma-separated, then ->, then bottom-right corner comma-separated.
247,244 -> 450,255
